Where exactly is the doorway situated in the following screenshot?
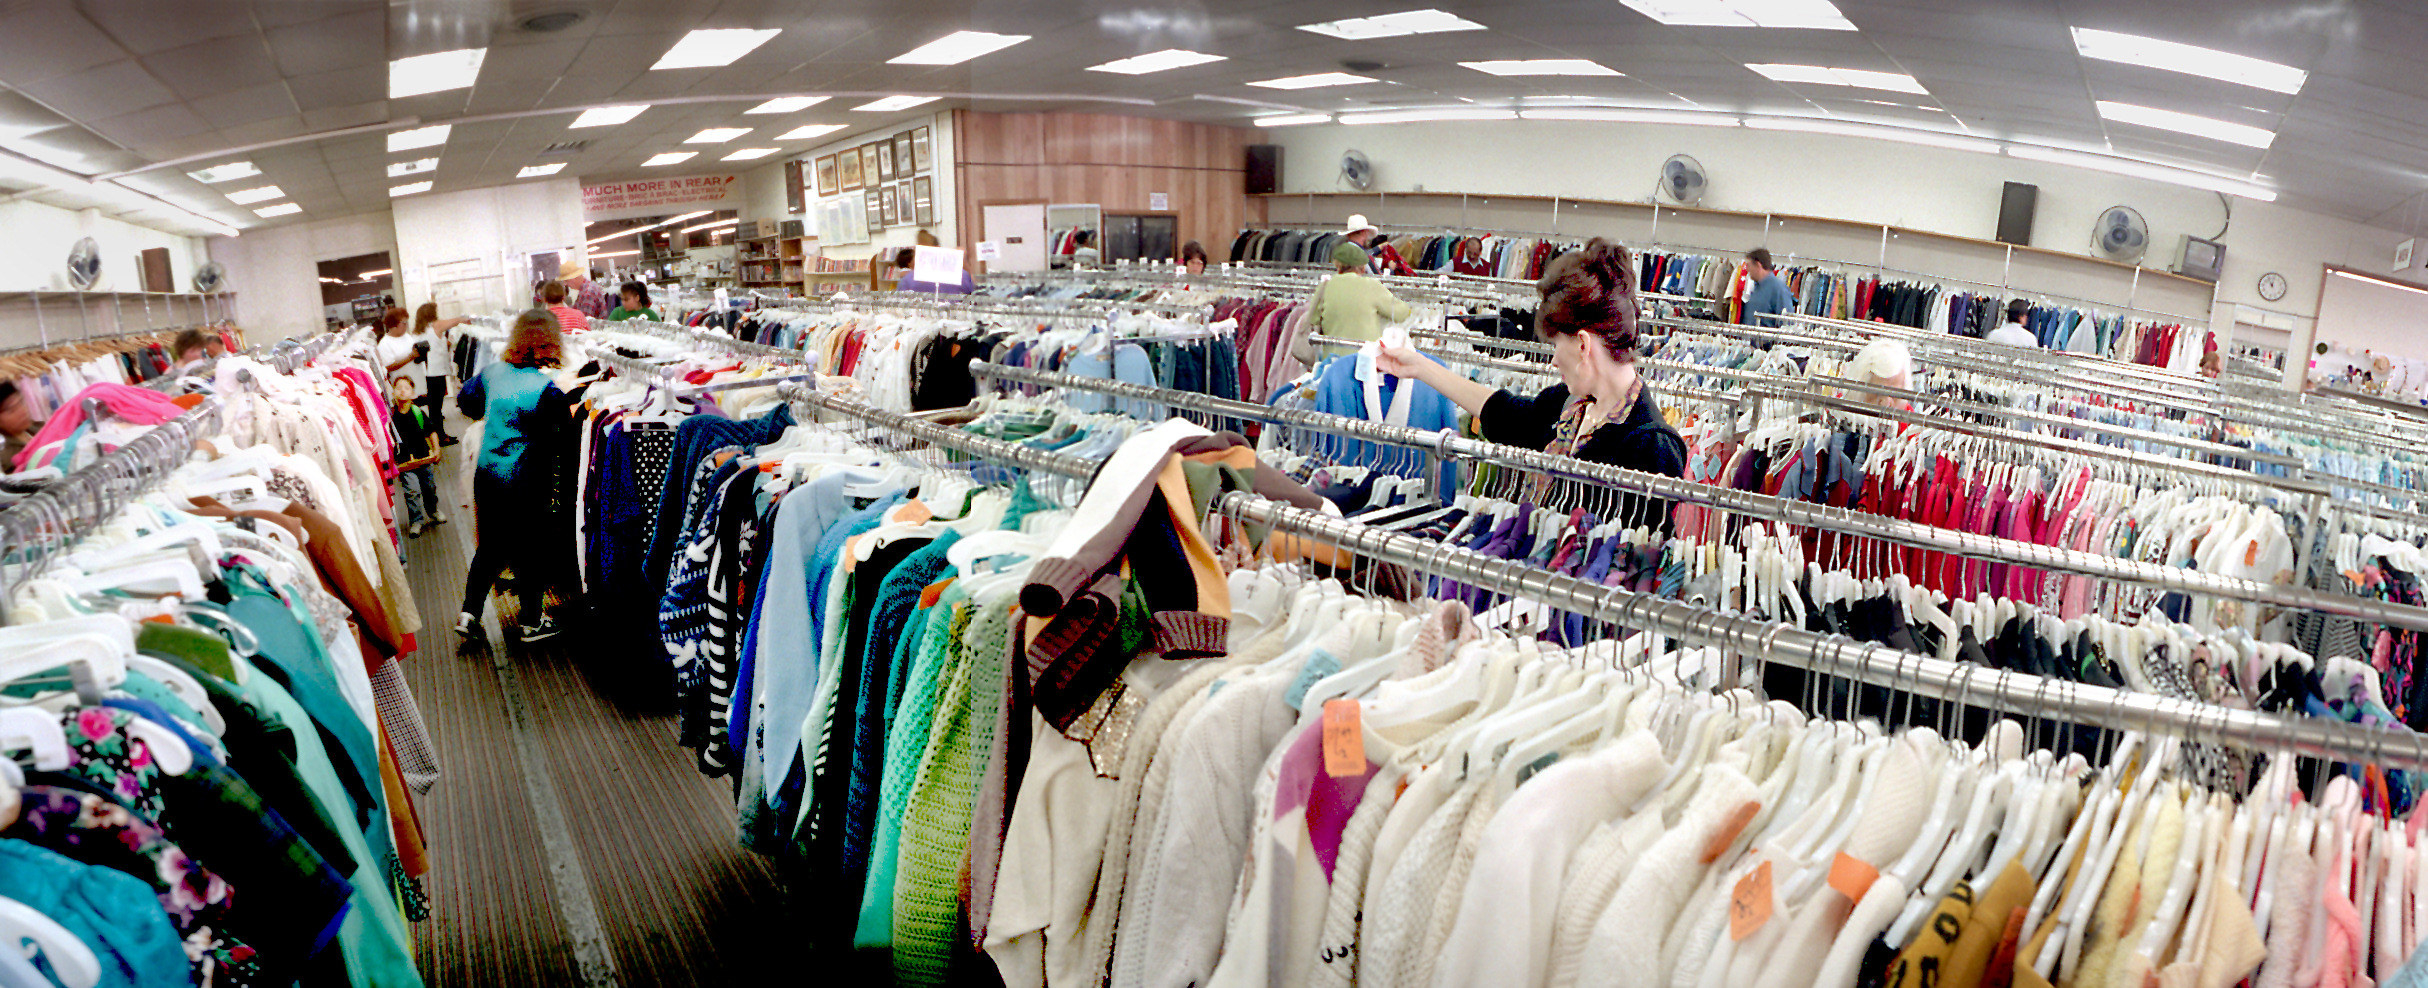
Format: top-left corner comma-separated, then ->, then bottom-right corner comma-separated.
318,251 -> 396,331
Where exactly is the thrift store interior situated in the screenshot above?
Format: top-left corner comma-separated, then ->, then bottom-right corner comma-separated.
12,1 -> 2428,987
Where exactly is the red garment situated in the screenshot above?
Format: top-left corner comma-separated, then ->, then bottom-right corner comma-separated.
547,304 -> 590,332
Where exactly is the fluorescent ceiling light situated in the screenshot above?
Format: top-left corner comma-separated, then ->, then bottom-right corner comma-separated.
517,163 -> 565,178
2005,143 -> 2276,201
224,185 -> 284,204
1747,63 -> 1927,94
570,105 -> 647,128
723,147 -> 779,160
746,96 -> 829,113
1460,59 -> 1621,77
389,181 -> 432,197
2330,269 -> 2428,297
359,269 -> 392,278
2095,100 -> 2275,149
777,124 -> 849,140
1297,9 -> 1486,39
1744,115 -> 1999,153
1341,108 -> 1518,125
686,127 -> 751,143
592,249 -> 640,260
652,28 -> 780,70
2072,27 -> 2307,95
852,95 -> 939,112
1617,0 -> 1855,29
386,124 -> 450,151
1520,107 -> 1740,126
889,30 -> 1030,65
582,210 -> 712,246
184,161 -> 257,184
254,203 -> 301,218
681,217 -> 741,233
318,277 -> 341,284
1088,49 -> 1228,74
643,152 -> 697,166
389,47 -> 487,98
1247,72 -> 1375,90
387,157 -> 438,177
1254,113 -> 1334,127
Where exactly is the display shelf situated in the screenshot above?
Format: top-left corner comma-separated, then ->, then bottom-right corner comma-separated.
0,290 -> 242,352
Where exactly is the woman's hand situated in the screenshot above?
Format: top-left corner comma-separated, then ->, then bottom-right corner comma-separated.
1374,342 -> 1432,382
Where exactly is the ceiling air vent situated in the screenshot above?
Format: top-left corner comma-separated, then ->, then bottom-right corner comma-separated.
513,5 -> 589,33
538,140 -> 590,155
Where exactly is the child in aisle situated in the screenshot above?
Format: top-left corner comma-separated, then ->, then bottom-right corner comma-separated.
390,376 -> 447,537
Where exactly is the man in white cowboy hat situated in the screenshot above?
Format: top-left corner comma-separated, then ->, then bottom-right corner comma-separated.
1342,213 -> 1411,276
559,258 -> 610,321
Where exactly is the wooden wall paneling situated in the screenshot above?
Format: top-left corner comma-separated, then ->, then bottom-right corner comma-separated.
953,110 -> 1265,264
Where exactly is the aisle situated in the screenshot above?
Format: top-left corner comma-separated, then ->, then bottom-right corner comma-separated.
396,446 -> 787,987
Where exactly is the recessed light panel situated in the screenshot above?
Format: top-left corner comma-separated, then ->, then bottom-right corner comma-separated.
386,124 -> 451,151
185,162 -> 258,184
1521,107 -> 1741,126
777,124 -> 849,140
1298,9 -> 1486,39
1460,59 -> 1621,76
1341,108 -> 1518,124
570,105 -> 647,128
1254,114 -> 1333,127
1747,63 -> 1927,94
390,181 -> 433,197
1087,49 -> 1228,74
390,48 -> 487,98
652,28 -> 780,70
889,30 -> 1030,65
224,185 -> 284,204
2006,143 -> 2276,200
2094,100 -> 2276,148
1247,72 -> 1376,90
723,147 -> 779,160
2072,28 -> 2307,95
253,203 -> 301,218
686,128 -> 751,143
1618,0 -> 1854,29
1744,116 -> 1999,153
643,152 -> 697,166
852,95 -> 940,112
518,163 -> 566,178
388,158 -> 438,177
747,96 -> 830,113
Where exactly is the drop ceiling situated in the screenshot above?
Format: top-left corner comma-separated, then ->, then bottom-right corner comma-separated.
2,0 -> 2426,237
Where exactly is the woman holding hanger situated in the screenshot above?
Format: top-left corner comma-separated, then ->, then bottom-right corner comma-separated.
1377,237 -> 1686,526
454,309 -> 570,644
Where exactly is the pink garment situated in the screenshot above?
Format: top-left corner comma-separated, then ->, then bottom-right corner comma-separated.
1271,714 -> 1378,881
2319,875 -> 2363,988
13,382 -> 190,469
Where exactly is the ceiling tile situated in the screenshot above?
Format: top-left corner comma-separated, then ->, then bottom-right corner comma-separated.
192,83 -> 298,129
0,4 -> 126,85
288,67 -> 386,111
15,59 -> 173,121
268,8 -> 387,77
140,36 -> 282,100
77,0 -> 255,56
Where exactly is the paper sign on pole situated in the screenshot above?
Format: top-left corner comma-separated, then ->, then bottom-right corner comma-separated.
913,245 -> 966,285
976,241 -> 1002,262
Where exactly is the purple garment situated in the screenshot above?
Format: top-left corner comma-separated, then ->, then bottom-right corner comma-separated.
1271,717 -> 1378,881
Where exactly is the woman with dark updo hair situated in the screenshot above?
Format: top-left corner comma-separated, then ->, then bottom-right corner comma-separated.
1378,238 -> 1686,522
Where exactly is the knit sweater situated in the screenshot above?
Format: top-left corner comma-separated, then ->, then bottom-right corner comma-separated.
1308,764 -> 1411,988
1363,777 -> 1486,988
1749,738 -> 1932,988
892,589 -> 1015,985
855,590 -> 970,947
1578,764 -> 1761,988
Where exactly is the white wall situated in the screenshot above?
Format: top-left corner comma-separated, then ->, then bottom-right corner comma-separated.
2311,271 -> 2428,362
389,178 -> 585,320
206,211 -> 396,341
0,199 -> 207,294
737,110 -> 959,265
1264,119 -> 2419,355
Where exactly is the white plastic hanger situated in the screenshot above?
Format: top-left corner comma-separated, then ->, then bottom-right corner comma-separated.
0,895 -> 99,988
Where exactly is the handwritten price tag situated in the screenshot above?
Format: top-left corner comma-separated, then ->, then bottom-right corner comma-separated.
1730,860 -> 1774,941
1322,699 -> 1365,777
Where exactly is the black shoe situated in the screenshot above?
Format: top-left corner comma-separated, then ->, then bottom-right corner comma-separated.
517,618 -> 563,644
454,612 -> 482,638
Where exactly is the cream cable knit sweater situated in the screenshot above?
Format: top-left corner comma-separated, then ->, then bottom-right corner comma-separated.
1576,764 -> 1761,988
1363,777 -> 1487,988
1749,740 -> 1932,988
1408,780 -> 1506,988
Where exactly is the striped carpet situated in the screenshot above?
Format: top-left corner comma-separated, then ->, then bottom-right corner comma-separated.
397,443 -> 787,986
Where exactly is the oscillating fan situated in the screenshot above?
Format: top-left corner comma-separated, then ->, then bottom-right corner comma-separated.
2091,205 -> 2149,264
192,262 -> 227,294
1339,150 -> 1374,190
1659,154 -> 1707,205
65,237 -> 100,290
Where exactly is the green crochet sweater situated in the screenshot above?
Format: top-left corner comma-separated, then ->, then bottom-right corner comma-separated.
854,585 -> 970,946
891,583 -> 1017,984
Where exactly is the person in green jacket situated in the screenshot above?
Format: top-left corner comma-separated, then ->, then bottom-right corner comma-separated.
606,280 -> 662,321
1294,240 -> 1414,363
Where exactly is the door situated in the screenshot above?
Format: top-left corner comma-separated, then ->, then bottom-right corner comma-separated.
981,203 -> 1047,273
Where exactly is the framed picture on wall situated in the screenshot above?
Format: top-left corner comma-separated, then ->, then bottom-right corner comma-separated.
816,154 -> 838,195
865,186 -> 884,230
838,149 -> 861,191
859,144 -> 879,188
876,140 -> 895,182
785,159 -> 805,215
881,181 -> 899,225
912,127 -> 931,172
894,132 -> 915,175
912,176 -> 934,226
896,181 -> 915,226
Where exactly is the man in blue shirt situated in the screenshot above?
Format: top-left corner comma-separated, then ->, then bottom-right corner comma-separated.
1742,247 -> 1794,345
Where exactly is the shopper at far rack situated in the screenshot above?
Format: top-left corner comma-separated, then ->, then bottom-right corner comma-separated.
1986,297 -> 2038,347
539,278 -> 591,332
374,305 -> 420,379
454,308 -> 571,643
552,258 -> 609,320
1742,247 -> 1794,331
413,302 -> 469,446
1344,212 -> 1414,275
2200,349 -> 2224,378
1180,239 -> 1208,276
1070,229 -> 1102,268
1294,241 -> 1413,362
1378,237 -> 1687,527
891,246 -> 974,294
0,381 -> 39,467
389,375 -> 446,537
607,280 -> 663,321
170,327 -> 211,368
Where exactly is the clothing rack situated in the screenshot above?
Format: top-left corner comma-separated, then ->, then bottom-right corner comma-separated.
780,377 -> 2428,772
0,397 -> 222,624
789,290 -> 1217,322
1303,333 -> 1747,411
965,360 -> 2428,636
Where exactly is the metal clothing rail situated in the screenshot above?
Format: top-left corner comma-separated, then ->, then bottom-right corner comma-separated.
792,291 -> 1217,321
787,376 -> 2428,771
0,398 -> 223,625
966,360 -> 2428,634
1308,333 -> 1744,410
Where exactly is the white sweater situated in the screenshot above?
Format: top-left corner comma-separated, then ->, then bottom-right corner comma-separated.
1576,765 -> 1761,988
1363,777 -> 1487,988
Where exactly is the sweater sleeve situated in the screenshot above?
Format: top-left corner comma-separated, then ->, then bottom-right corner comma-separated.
1477,384 -> 1571,451
1372,280 -> 1414,325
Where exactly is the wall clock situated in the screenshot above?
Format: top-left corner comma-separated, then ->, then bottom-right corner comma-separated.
2257,271 -> 2287,302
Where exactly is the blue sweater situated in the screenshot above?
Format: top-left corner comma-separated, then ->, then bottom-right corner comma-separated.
1744,273 -> 1794,327
1298,350 -> 1461,489
455,362 -> 566,483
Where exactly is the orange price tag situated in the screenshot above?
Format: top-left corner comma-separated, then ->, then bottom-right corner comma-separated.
919,577 -> 957,610
1322,699 -> 1365,777
1701,800 -> 1763,864
1730,860 -> 1774,941
1828,852 -> 1880,902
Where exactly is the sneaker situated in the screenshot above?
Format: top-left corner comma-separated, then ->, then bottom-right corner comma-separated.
454,612 -> 481,638
408,522 -> 426,538
430,512 -> 449,526
518,618 -> 563,644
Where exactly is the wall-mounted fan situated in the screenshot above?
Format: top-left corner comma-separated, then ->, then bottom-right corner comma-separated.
2091,205 -> 2149,264
192,262 -> 227,294
1659,154 -> 1707,206
1340,149 -> 1374,190
65,237 -> 100,289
